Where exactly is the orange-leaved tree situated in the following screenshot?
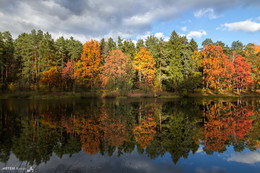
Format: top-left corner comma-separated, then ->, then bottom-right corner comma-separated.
244,44 -> 260,91
75,40 -> 102,88
100,49 -> 131,90
40,66 -> 60,91
132,47 -> 156,89
201,45 -> 233,91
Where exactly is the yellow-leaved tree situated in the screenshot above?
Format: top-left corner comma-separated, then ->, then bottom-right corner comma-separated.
40,66 -> 60,91
133,47 -> 156,89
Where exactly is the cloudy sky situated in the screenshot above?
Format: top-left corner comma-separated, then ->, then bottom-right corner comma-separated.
0,0 -> 260,46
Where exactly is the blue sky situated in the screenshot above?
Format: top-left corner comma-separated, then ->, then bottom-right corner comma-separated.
156,5 -> 260,47
0,0 -> 260,47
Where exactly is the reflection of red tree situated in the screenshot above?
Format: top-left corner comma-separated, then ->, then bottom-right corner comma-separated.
101,109 -> 129,147
203,103 -> 254,152
133,114 -> 156,149
203,104 -> 229,152
74,117 -> 102,154
40,111 -> 59,128
232,106 -> 253,140
61,116 -> 75,134
104,122 -> 128,146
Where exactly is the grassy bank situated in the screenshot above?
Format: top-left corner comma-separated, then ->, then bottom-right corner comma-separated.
0,90 -> 260,99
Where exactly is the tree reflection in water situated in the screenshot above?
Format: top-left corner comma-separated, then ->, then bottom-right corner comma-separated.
0,98 -> 259,166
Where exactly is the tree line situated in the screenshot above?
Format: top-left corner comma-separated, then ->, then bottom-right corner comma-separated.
0,29 -> 259,93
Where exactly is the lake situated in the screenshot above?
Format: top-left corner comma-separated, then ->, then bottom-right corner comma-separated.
0,98 -> 259,173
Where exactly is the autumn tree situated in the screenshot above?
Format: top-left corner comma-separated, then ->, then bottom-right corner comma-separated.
233,55 -> 253,93
201,45 -> 234,91
201,45 -> 223,90
62,61 -> 75,91
100,49 -> 132,90
133,47 -> 156,89
244,43 -> 260,91
75,40 -> 102,88
40,66 -> 60,91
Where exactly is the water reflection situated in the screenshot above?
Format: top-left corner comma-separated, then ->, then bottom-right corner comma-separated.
0,98 -> 259,172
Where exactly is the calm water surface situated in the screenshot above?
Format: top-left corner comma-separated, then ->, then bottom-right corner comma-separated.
0,98 -> 259,173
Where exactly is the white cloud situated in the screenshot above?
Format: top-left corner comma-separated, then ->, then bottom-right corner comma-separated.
123,12 -> 154,26
154,32 -> 164,38
227,152 -> 260,164
221,20 -> 260,32
187,30 -> 207,39
194,8 -> 219,19
181,26 -> 187,32
154,32 -> 170,41
1,0 -> 260,42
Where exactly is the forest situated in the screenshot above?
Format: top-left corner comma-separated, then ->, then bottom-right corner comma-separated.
0,29 -> 259,96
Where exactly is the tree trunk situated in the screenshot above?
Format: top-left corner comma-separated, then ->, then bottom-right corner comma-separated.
73,80 -> 76,94
139,72 -> 141,82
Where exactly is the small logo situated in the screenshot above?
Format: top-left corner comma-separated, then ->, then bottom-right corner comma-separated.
1,166 -> 34,172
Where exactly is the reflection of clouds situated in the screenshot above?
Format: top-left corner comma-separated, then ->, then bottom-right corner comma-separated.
196,166 -> 227,173
124,159 -> 154,172
122,157 -> 183,173
227,152 -> 260,164
0,150 -> 184,173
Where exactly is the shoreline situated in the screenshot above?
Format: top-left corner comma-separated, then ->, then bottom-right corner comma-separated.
0,90 -> 260,99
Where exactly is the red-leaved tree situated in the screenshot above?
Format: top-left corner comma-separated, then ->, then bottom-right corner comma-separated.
233,55 -> 253,93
